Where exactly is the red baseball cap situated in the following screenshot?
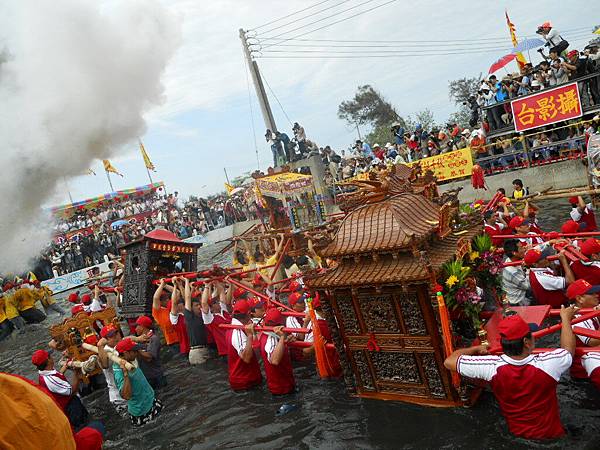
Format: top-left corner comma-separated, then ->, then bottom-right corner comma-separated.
566,279 -> 600,299
581,238 -> 600,256
81,294 -> 92,305
288,281 -> 301,292
523,246 -> 553,265
31,349 -> 49,366
135,315 -> 153,329
498,315 -> 531,341
509,216 -> 528,229
569,196 -> 579,205
233,299 -> 251,315
100,324 -> 118,338
233,287 -> 247,299
68,292 -> 80,303
248,297 -> 265,311
115,338 -> 141,354
252,273 -> 265,287
561,220 -> 581,234
264,308 -> 284,326
288,292 -> 305,307
71,305 -> 85,315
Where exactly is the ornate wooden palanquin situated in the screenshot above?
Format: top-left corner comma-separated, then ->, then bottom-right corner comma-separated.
120,229 -> 201,318
309,192 -> 478,407
49,307 -> 119,380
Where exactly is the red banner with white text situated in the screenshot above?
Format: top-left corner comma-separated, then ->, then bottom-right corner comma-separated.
511,82 -> 582,132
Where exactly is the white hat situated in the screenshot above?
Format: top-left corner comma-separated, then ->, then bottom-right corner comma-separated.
385,142 -> 393,147
461,128 -> 470,135
470,130 -> 479,138
373,143 -> 380,148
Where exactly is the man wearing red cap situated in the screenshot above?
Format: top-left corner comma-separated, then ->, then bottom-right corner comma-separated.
509,216 -> 543,247
569,196 -> 597,232
444,306 -> 578,440
134,315 -> 166,389
226,298 -> 262,390
286,291 -> 310,361
168,278 -> 190,356
201,282 -> 232,357
113,338 -> 163,426
151,279 -> 179,349
525,247 -> 575,307
259,308 -> 295,395
565,279 -> 600,388
179,277 -> 209,365
32,349 -> 89,428
571,238 -> 600,285
97,324 -> 127,414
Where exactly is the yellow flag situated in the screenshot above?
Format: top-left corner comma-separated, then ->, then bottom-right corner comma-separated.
505,11 -> 527,70
225,183 -> 234,195
594,28 -> 600,35
139,140 -> 156,171
103,159 -> 123,177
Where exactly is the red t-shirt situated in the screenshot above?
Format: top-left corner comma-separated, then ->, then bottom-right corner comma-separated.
457,349 -> 572,440
170,313 -> 190,354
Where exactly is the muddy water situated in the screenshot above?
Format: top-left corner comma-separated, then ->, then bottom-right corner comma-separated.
2,200 -> 600,449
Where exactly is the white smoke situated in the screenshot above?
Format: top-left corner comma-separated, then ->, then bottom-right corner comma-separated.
0,0 -> 180,272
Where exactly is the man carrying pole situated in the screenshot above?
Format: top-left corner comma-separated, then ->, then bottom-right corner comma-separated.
444,306 -> 578,440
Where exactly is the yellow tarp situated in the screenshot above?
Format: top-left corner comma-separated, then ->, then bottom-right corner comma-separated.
408,148 -> 474,182
255,172 -> 314,197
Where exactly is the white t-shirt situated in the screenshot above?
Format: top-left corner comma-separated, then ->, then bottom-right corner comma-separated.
263,332 -> 279,364
582,352 -> 600,377
529,268 -> 566,291
230,318 -> 248,356
573,315 -> 600,346
285,316 -> 304,339
102,345 -> 126,405
570,203 -> 594,222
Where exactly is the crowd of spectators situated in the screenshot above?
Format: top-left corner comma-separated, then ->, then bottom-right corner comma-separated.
35,190 -> 261,279
469,23 -> 600,132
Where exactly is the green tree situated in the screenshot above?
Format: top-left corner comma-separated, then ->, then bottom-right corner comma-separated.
447,76 -> 481,128
338,85 -> 404,131
405,109 -> 437,132
365,125 -> 394,147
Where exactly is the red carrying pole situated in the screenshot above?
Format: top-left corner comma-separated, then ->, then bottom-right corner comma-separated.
482,191 -> 502,214
533,310 -> 600,339
152,264 -> 275,285
225,276 -> 294,312
282,311 -> 306,318
494,231 -> 600,240
219,323 -> 310,334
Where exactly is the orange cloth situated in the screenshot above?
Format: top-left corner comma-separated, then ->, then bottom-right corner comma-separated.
0,373 -> 76,450
152,306 -> 179,345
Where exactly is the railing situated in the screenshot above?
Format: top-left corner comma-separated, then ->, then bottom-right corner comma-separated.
474,135 -> 586,176
482,72 -> 600,136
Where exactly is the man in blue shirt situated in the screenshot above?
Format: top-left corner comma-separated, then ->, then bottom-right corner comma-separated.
113,338 -> 163,426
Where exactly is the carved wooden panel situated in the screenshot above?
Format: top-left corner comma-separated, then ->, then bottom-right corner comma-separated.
370,352 -> 421,384
336,291 -> 360,334
397,290 -> 427,335
358,293 -> 400,333
420,353 -> 446,399
351,350 -> 375,391
377,384 -> 426,397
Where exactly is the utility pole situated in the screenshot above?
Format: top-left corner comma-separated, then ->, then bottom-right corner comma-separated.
355,122 -> 362,141
239,29 -> 277,134
223,167 -> 231,184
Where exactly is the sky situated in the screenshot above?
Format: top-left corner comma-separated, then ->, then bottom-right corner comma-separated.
57,0 -> 596,206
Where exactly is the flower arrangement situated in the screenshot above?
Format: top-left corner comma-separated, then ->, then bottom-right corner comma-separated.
439,259 -> 483,329
468,234 -> 505,293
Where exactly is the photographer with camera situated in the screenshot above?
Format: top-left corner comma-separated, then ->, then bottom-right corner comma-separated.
564,49 -> 599,106
481,77 -> 503,130
536,21 -> 569,57
550,58 -> 569,86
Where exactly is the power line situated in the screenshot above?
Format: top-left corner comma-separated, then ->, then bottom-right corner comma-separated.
255,0 -> 354,36
250,0 -> 335,31
260,71 -> 293,126
261,0 -> 397,49
257,26 -> 594,44
255,30 -> 593,49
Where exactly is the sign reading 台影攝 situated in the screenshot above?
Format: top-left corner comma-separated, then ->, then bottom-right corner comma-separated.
511,82 -> 582,132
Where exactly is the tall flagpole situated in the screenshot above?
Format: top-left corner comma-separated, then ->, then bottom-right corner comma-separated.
105,170 -> 115,192
63,176 -> 74,204
146,166 -> 154,184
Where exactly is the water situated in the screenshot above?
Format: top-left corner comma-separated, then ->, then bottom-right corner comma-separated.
2,200 -> 600,449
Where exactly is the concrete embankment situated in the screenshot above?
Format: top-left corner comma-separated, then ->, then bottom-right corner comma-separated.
439,159 -> 589,203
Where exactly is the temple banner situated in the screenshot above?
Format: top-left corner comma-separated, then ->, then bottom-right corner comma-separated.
255,172 -> 314,197
42,260 -> 111,294
511,82 -> 582,132
409,148 -> 473,182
